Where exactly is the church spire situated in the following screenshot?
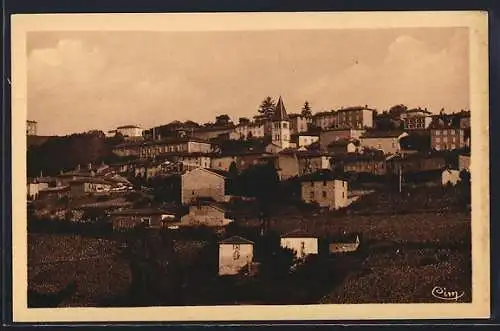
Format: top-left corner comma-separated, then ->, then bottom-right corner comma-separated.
272,96 -> 289,121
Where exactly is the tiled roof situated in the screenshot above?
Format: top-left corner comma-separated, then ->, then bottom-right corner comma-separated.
110,208 -> 176,216
360,130 -> 406,139
218,235 -> 254,245
117,125 -> 141,129
272,96 -> 289,121
281,229 -> 318,238
299,169 -> 347,182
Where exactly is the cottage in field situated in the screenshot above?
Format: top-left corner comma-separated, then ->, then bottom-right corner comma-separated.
180,202 -> 232,227
329,234 -> 361,254
181,167 -> 226,204
218,235 -> 254,276
299,170 -> 349,210
110,208 -> 177,231
280,230 -> 319,259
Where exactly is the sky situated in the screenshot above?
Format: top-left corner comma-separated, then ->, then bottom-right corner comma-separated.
27,28 -> 469,136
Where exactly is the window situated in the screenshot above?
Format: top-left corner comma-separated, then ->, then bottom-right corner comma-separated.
232,244 -> 241,260
310,191 -> 315,199
443,130 -> 448,136
342,192 -> 345,199
311,181 -> 314,187
141,217 -> 151,226
323,180 -> 327,186
322,191 -> 327,198
283,122 -> 288,129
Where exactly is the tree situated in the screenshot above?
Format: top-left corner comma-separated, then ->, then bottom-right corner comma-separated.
258,96 -> 276,119
388,104 -> 408,117
215,114 -> 232,126
301,101 -> 312,118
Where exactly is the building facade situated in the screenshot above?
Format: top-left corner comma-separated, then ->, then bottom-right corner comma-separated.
359,131 -> 408,155
116,125 -> 143,138
300,172 -> 349,210
218,236 -> 254,276
280,230 -> 319,259
27,120 -> 38,136
430,128 -> 465,151
288,114 -> 309,135
319,128 -> 365,151
180,204 -> 228,227
181,168 -> 226,204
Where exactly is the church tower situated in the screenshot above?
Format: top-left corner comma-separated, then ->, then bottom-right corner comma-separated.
271,96 -> 290,149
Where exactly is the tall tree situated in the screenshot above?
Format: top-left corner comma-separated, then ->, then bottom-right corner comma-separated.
258,96 -> 276,119
215,114 -> 232,126
301,101 -> 312,118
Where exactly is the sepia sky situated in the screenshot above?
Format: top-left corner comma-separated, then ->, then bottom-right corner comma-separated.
27,28 -> 469,136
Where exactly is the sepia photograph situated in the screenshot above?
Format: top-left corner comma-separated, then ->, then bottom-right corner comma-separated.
11,11 -> 489,322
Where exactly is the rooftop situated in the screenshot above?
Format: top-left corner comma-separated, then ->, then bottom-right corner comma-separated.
299,169 -> 348,182
360,130 -> 406,139
110,208 -> 177,216
281,229 -> 318,238
218,235 -> 255,245
272,96 -> 289,122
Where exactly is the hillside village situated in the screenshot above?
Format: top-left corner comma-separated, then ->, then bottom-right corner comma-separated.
26,97 -> 472,307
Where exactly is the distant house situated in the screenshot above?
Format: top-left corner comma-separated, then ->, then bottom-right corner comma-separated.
386,152 -> 446,175
442,169 -> 461,186
265,142 -> 284,154
262,152 -> 300,181
329,234 -> 361,254
319,128 -> 366,150
290,133 -> 319,148
158,152 -> 212,171
299,170 -> 349,210
116,125 -> 143,138
359,130 -> 408,155
218,236 -> 254,276
313,106 -> 375,130
233,122 -> 266,140
181,167 -> 226,204
110,208 -> 177,231
180,203 -> 232,227
459,154 -> 470,172
400,108 -> 433,130
27,120 -> 38,136
192,124 -> 236,141
27,181 -> 49,200
288,113 -> 310,135
211,155 -> 238,172
337,152 -> 387,175
429,118 -> 466,151
297,151 -> 332,176
327,139 -> 358,155
68,178 -> 114,197
280,230 -> 319,259
140,138 -> 213,159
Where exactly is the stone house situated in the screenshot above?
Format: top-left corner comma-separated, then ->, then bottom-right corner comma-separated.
68,178 -> 114,197
319,128 -> 366,150
297,151 -> 332,176
359,130 -> 408,155
338,152 -> 387,175
38,186 -> 71,200
218,235 -> 254,276
288,113 -> 310,134
329,234 -> 361,254
327,139 -> 358,155
299,170 -> 349,210
181,168 -> 226,204
180,203 -> 231,227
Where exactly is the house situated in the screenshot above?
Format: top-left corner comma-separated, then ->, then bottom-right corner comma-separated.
260,151 -> 300,180
68,178 -> 114,197
27,120 -> 38,136
111,141 -> 142,158
297,151 -> 332,176
180,203 -> 232,227
386,152 -> 446,175
291,133 -> 319,148
233,122 -> 266,140
116,125 -> 143,138
280,230 -> 319,259
38,186 -> 71,200
400,108 -> 433,130
288,113 -> 310,134
327,139 -> 358,155
299,170 -> 349,210
110,208 -> 177,231
159,152 -> 212,170
181,167 -> 226,204
359,130 -> 408,155
338,152 -> 387,175
329,234 -> 361,254
442,169 -> 461,186
192,124 -> 236,141
218,236 -> 254,276
429,118 -> 466,151
139,138 -> 213,159
319,128 -> 366,150
336,106 -> 375,129
312,110 -> 338,130
459,154 -> 470,172
210,155 -> 239,172
134,160 -> 163,179
27,181 -> 49,200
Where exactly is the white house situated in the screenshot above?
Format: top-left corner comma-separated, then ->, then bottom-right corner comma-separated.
442,169 -> 461,186
116,125 -> 143,138
181,167 -> 226,204
359,131 -> 408,155
218,235 -> 254,276
280,230 -> 319,259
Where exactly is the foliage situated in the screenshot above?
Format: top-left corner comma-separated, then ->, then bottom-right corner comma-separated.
400,132 -> 431,152
215,114 -> 232,126
301,101 -> 312,118
258,96 -> 276,119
